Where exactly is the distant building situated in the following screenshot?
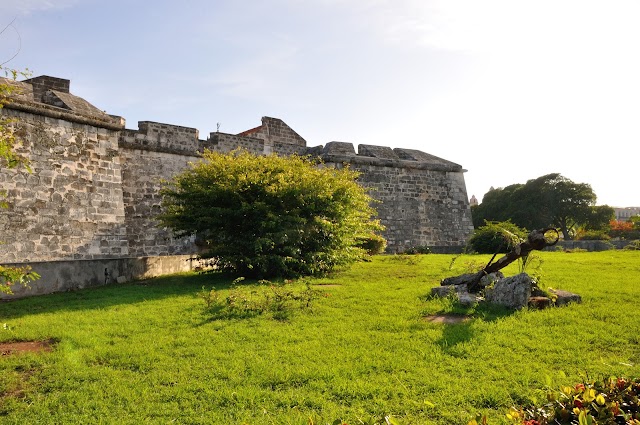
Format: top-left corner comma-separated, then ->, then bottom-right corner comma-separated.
469,195 -> 478,207
614,207 -> 640,221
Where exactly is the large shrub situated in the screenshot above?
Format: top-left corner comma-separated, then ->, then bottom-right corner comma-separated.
576,229 -> 611,240
609,219 -> 640,240
159,150 -> 385,278
467,221 -> 529,254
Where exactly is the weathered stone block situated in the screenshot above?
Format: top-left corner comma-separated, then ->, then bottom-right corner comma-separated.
431,284 -> 481,306
550,289 -> 582,306
528,296 -> 553,309
484,273 -> 532,310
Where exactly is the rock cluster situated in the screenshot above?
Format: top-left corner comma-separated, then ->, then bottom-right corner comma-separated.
432,272 -> 581,310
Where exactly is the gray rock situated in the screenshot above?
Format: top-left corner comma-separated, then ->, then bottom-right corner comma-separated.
528,296 -> 552,309
550,289 -> 582,306
457,292 -> 482,306
484,273 -> 532,310
431,285 -> 459,297
440,273 -> 478,287
431,284 -> 482,306
435,272 -> 582,310
479,271 -> 504,288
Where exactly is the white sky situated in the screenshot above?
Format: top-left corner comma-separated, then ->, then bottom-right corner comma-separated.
1,0 -> 638,207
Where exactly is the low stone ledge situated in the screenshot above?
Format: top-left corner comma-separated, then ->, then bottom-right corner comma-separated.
5,99 -> 125,130
0,255 -> 204,300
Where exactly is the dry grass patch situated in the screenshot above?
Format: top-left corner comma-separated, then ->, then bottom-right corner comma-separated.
423,314 -> 472,324
0,339 -> 56,356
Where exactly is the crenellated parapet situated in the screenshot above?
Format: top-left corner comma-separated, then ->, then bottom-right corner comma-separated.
304,142 -> 473,253
207,132 -> 265,155
237,117 -> 306,149
1,75 -> 125,130
119,121 -> 201,155
313,142 -> 465,172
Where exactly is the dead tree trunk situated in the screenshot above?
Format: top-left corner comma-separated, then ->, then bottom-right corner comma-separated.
442,228 -> 559,293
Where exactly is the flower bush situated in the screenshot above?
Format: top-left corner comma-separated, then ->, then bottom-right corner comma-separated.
505,376 -> 640,425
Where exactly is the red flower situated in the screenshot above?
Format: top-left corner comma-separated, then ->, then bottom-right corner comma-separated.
574,399 -> 583,409
611,402 -> 620,416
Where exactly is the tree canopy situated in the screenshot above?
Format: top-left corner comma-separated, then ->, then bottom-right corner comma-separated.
471,173 -> 613,240
467,220 -> 529,254
159,150 -> 385,278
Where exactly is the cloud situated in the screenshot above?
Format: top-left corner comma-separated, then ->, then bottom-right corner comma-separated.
360,0 -> 640,57
207,37 -> 303,103
0,0 -> 81,16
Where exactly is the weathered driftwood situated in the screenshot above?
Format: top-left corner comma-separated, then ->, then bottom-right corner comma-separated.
442,228 -> 559,293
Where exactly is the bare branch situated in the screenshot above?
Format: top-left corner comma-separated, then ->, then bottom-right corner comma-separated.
0,18 -> 22,68
0,17 -> 17,37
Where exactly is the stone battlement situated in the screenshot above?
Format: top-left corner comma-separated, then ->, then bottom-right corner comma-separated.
0,76 -> 124,130
24,76 -> 71,98
0,75 -> 474,298
119,121 -> 201,155
314,142 -> 465,171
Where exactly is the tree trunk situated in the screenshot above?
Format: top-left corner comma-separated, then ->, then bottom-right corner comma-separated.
441,228 -> 559,293
558,219 -> 571,240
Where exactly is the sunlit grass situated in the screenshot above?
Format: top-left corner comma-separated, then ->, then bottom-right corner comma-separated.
1,251 -> 639,424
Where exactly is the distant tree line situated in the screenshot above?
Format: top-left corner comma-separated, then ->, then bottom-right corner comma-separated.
471,173 -> 615,241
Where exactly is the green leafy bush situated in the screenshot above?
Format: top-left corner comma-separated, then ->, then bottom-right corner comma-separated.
623,240 -> 640,250
506,376 -> 640,425
357,232 -> 387,255
564,248 -> 589,253
577,230 -> 611,240
403,245 -> 432,255
159,150 -> 385,278
467,221 -> 529,254
0,264 -> 40,294
199,278 -> 325,321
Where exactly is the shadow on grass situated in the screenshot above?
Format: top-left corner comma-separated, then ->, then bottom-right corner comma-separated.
197,305 -> 266,324
432,302 -> 513,356
0,271 -> 269,320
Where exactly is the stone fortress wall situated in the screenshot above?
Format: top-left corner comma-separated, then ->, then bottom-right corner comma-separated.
0,75 -> 473,298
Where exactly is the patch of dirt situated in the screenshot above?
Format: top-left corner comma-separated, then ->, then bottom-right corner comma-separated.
423,314 -> 471,324
0,339 -> 56,356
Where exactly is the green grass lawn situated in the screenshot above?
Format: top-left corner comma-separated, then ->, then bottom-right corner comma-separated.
1,251 -> 639,424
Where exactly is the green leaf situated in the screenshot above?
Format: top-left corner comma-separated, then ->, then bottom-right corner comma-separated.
385,416 -> 402,425
578,410 -> 594,425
